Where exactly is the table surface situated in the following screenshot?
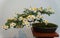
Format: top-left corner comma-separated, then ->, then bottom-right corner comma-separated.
32,29 -> 59,37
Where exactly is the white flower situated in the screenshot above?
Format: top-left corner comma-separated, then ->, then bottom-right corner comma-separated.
23,21 -> 30,27
38,7 -> 43,11
12,17 -> 17,21
29,8 -> 37,12
29,7 -> 32,10
36,15 -> 43,20
2,25 -> 8,30
27,15 -> 35,21
10,22 -> 16,28
38,12 -> 41,15
31,15 -> 35,19
46,7 -> 55,13
23,18 -> 28,22
8,17 -> 17,21
30,22 -> 34,24
49,9 -> 54,13
35,20 -> 39,23
47,6 -> 52,10
43,20 -> 48,25
19,17 -> 23,21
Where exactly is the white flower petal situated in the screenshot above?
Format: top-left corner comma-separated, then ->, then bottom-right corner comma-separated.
19,17 -> 23,21
2,25 -> 8,30
43,20 -> 48,25
10,22 -> 16,27
23,18 -> 28,22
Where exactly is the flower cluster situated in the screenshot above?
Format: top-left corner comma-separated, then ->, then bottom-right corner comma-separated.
2,7 -> 54,30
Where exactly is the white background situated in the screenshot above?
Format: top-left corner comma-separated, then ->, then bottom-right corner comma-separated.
0,0 -> 60,38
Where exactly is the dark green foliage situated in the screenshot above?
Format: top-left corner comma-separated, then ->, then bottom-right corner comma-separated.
4,7 -> 55,29
32,22 -> 58,28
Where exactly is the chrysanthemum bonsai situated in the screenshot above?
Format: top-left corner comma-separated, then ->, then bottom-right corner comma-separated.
2,7 -> 58,32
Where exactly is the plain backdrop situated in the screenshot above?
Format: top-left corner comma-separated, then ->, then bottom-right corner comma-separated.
0,0 -> 60,38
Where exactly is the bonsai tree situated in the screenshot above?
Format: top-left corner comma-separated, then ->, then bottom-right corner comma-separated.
2,7 -> 57,30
